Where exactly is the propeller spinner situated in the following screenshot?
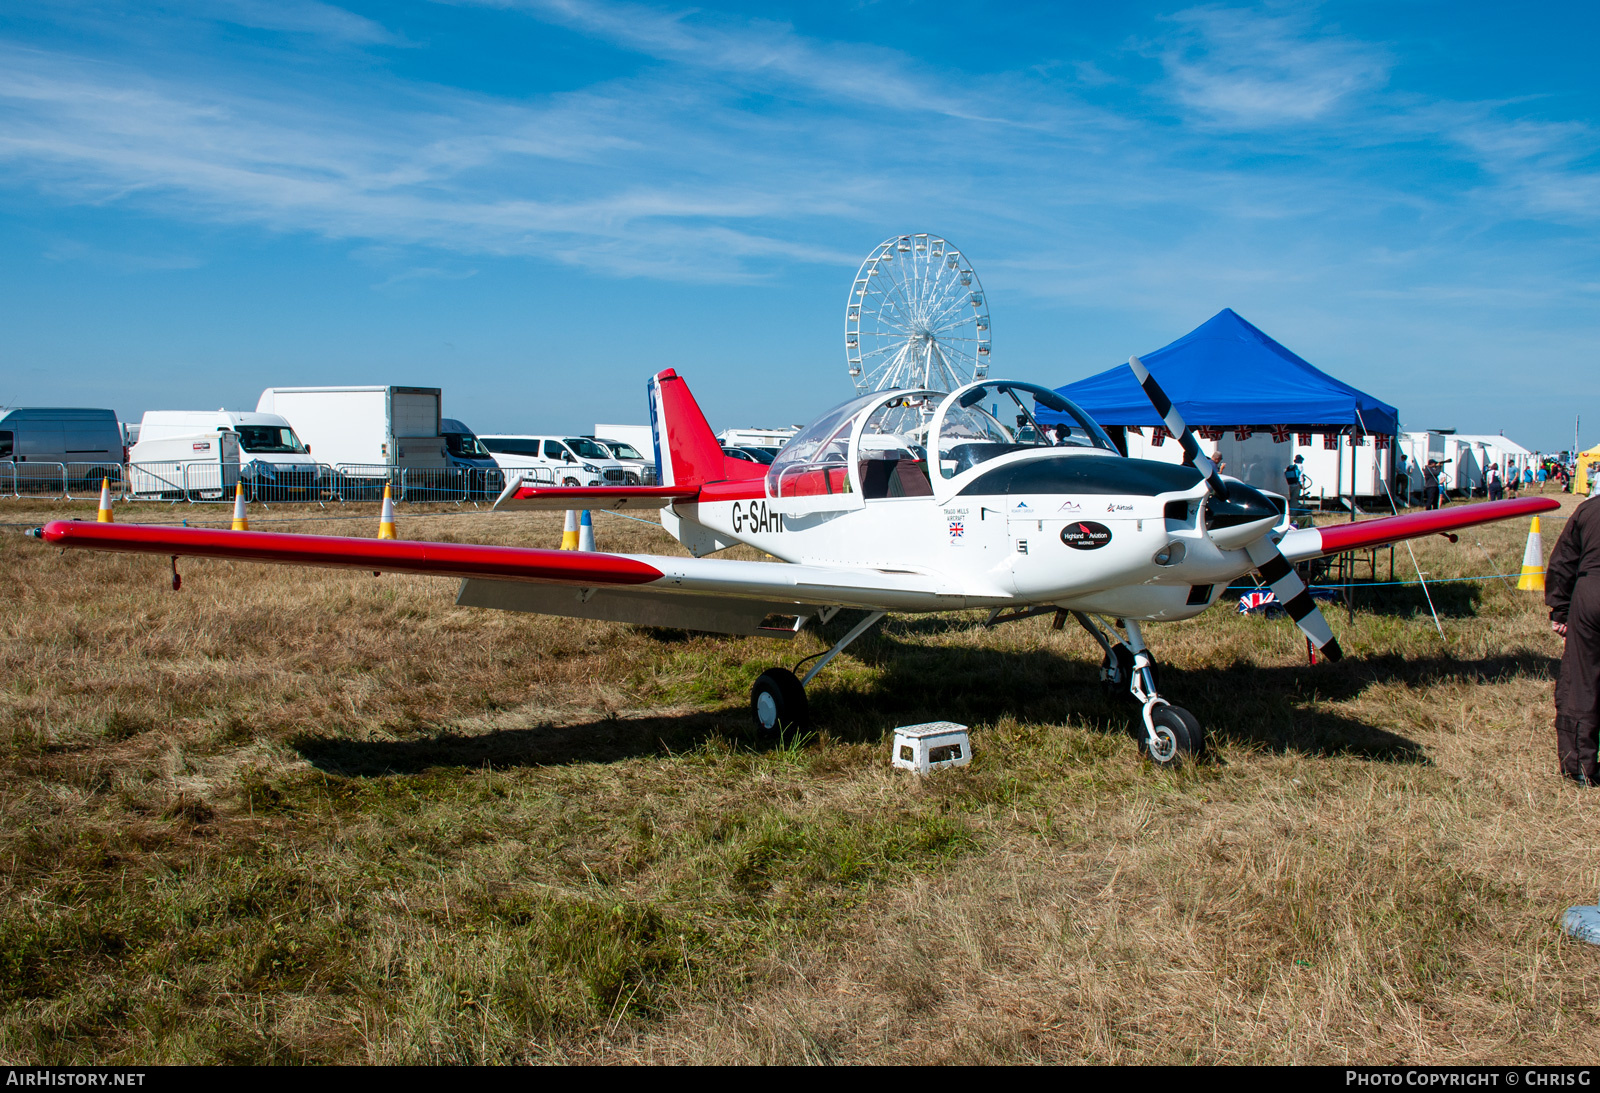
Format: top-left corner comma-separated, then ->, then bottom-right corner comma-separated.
1126,355 -> 1343,662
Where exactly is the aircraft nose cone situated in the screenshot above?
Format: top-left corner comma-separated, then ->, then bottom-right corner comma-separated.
1205,481 -> 1284,551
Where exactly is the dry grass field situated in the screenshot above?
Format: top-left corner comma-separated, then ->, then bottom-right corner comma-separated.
0,492 -> 1596,1064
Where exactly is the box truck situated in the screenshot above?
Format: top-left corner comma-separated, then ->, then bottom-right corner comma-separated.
255,387 -> 448,471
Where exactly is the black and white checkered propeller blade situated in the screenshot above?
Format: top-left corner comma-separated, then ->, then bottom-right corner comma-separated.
1126,355 -> 1343,662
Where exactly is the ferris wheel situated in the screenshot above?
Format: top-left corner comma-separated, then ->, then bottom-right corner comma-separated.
845,234 -> 991,394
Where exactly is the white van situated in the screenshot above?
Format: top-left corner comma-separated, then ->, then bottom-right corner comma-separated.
131,411 -> 322,500
589,437 -> 654,485
478,435 -> 629,488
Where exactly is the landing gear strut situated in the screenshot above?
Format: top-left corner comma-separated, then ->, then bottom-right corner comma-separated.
1073,612 -> 1205,767
749,610 -> 885,736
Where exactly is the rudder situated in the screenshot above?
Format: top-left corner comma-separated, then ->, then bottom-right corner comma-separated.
648,369 -> 725,487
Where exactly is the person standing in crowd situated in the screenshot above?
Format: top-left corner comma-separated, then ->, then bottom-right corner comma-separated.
1423,459 -> 1443,510
1487,462 -> 1504,501
1284,454 -> 1305,511
1548,493 -> 1600,784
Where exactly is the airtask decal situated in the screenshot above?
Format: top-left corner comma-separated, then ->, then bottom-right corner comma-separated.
1060,521 -> 1113,550
731,500 -> 784,534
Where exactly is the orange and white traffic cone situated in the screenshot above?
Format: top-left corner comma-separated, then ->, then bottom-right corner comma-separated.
560,509 -> 579,550
96,477 -> 114,523
578,509 -> 595,552
230,481 -> 249,531
378,483 -> 397,540
1517,516 -> 1545,591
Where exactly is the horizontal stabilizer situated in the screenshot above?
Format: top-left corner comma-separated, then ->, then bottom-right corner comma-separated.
494,479 -> 700,511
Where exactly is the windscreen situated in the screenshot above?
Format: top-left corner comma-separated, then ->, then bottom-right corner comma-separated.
937,383 -> 1116,478
236,426 -> 306,454
566,438 -> 610,460
444,432 -> 489,458
605,441 -> 644,460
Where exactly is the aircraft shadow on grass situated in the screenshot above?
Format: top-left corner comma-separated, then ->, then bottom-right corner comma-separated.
293,619 -> 1556,777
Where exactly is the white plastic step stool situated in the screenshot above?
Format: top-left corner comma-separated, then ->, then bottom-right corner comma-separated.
891,722 -> 971,775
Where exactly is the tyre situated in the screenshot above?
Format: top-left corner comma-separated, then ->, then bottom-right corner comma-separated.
563,477 -> 581,487
1141,705 -> 1205,767
750,668 -> 808,736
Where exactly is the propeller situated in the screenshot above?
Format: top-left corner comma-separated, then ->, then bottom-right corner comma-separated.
1126,355 -> 1343,662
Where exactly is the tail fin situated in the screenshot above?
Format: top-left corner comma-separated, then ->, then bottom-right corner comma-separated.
647,369 -> 724,487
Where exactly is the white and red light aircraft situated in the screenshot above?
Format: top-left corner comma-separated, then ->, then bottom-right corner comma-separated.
34,362 -> 1556,766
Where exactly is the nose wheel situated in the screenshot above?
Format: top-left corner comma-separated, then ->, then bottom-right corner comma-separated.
1074,612 -> 1206,767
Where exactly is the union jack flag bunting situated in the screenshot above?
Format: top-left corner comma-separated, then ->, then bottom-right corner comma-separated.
1238,590 -> 1278,614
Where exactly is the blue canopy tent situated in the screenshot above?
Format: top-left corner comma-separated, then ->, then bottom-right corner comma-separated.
1037,308 -> 1398,437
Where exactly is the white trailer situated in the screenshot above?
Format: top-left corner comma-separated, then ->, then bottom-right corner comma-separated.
127,429 -> 241,500
718,426 -> 797,451
594,424 -> 655,457
255,387 -> 447,470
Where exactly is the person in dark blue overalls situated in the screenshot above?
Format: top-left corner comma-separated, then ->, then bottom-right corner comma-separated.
1284,455 -> 1305,512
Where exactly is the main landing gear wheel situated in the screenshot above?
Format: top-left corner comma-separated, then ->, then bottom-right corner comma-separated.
1142,705 -> 1205,768
751,668 -> 809,736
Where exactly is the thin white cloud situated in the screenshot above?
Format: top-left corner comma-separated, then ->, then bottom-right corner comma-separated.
212,0 -> 400,46
479,0 -> 1010,123
1156,5 -> 1390,125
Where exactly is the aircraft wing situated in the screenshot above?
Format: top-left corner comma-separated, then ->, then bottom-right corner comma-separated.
36,521 -> 972,634
1276,496 -> 1559,563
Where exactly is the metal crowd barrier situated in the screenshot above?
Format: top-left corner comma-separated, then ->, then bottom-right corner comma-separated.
329,464 -> 398,502
122,460 -> 330,504
0,462 -> 126,499
0,462 -> 67,499
332,464 -> 546,503
5,460 -> 553,505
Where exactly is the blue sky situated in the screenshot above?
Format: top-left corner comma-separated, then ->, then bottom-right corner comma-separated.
1,1 -> 1596,450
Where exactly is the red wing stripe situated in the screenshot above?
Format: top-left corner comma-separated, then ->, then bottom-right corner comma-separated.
1313,497 -> 1560,556
39,521 -> 663,585
510,485 -> 698,503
